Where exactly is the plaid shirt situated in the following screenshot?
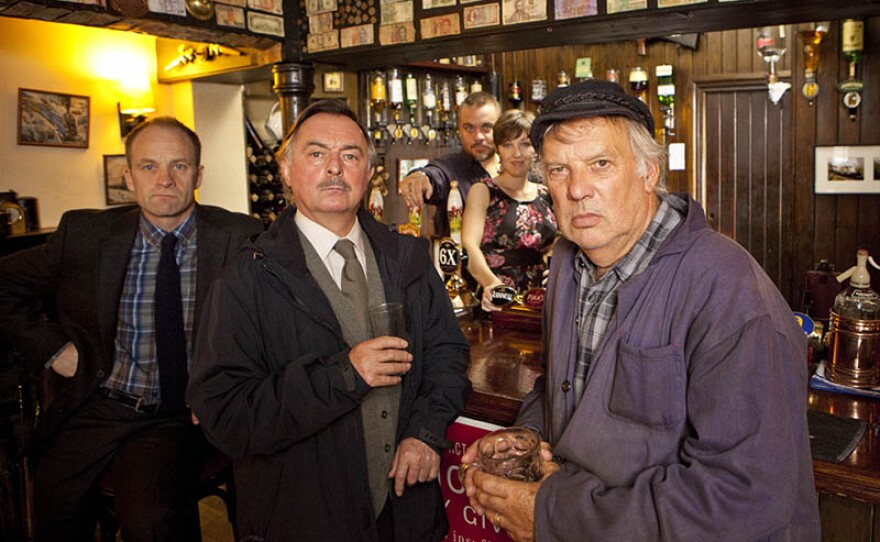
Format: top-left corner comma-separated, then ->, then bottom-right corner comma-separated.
573,197 -> 682,402
103,211 -> 198,404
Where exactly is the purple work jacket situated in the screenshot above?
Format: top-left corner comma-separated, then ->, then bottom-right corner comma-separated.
517,194 -> 820,542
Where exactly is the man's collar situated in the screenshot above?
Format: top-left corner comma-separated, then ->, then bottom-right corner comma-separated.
295,211 -> 365,260
139,207 -> 197,247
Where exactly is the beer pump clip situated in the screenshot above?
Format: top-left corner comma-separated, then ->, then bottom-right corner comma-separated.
438,238 -> 475,309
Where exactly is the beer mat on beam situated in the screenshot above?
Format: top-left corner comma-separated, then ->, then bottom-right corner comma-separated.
807,410 -> 867,464
810,362 -> 880,400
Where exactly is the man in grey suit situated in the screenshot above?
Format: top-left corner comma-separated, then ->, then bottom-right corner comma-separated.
0,117 -> 262,542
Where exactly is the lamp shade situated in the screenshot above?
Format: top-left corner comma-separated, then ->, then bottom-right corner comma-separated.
119,75 -> 156,115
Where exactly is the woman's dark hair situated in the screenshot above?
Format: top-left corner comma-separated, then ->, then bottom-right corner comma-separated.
493,109 -> 535,147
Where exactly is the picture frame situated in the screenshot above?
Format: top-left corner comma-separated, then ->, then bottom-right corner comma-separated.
17,88 -> 90,149
398,158 -> 429,184
323,71 -> 345,93
103,154 -> 137,206
814,145 -> 880,194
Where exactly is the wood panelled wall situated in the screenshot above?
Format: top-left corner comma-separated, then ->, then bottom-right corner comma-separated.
492,19 -> 880,309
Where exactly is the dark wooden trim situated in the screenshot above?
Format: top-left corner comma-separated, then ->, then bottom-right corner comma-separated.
304,0 -> 880,69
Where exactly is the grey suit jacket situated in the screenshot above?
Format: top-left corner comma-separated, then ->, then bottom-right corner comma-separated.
0,204 -> 261,443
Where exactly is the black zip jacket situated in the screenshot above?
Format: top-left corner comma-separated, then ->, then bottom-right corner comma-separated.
187,206 -> 471,541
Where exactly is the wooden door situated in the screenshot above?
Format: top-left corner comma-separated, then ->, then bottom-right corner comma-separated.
693,75 -> 794,302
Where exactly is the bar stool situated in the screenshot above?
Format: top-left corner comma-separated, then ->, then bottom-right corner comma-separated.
94,451 -> 236,542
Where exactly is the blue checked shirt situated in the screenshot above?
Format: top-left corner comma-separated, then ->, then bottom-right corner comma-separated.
103,211 -> 198,404
573,197 -> 683,402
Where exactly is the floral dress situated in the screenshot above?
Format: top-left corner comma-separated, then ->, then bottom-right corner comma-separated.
480,178 -> 557,292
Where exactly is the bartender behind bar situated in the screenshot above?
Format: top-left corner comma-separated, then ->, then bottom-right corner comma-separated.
461,80 -> 820,541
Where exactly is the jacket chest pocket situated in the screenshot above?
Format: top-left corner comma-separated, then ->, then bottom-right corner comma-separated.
608,340 -> 686,430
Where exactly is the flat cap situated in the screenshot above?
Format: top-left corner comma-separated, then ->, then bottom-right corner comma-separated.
530,79 -> 655,150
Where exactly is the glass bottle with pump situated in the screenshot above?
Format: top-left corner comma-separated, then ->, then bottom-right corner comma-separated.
833,249 -> 880,320
826,249 -> 880,387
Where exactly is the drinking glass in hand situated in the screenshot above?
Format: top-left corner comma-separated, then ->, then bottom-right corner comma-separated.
469,426 -> 543,482
370,301 -> 406,338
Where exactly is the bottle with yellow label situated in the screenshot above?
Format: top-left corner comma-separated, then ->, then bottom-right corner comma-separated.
447,180 -> 463,244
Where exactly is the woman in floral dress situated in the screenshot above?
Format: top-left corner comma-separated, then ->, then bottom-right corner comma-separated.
461,109 -> 557,311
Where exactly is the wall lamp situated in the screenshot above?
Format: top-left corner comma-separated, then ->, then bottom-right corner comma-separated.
118,75 -> 155,138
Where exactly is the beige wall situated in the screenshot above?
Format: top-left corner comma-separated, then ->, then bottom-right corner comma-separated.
0,17 -> 251,228
1,18 -> 172,227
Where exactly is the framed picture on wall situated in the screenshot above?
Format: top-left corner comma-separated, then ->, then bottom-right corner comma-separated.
103,154 -> 136,206
17,88 -> 90,149
323,71 -> 344,92
814,145 -> 880,194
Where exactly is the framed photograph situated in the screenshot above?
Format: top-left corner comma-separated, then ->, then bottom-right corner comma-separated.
398,158 -> 429,183
103,155 -> 137,206
814,145 -> 880,194
323,71 -> 345,93
18,88 -> 90,149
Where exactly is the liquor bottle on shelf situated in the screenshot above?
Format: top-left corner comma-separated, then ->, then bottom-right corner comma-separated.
422,73 -> 437,123
656,64 -> 675,138
839,19 -> 864,120
531,77 -> 547,108
508,79 -> 523,109
628,67 -> 648,103
387,68 -> 404,122
469,79 -> 483,94
606,69 -> 620,84
421,73 -> 439,143
404,72 -> 418,122
557,70 -> 570,89
454,75 -> 468,111
438,79 -> 454,143
369,70 -> 387,143
403,72 -> 421,143
756,25 -> 790,105
798,21 -> 828,105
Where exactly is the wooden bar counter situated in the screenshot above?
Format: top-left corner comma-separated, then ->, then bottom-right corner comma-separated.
460,314 -> 880,540
809,389 -> 880,503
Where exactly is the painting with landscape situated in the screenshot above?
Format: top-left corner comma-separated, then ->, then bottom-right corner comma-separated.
17,88 -> 90,148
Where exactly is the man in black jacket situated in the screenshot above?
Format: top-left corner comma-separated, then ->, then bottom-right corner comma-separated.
0,117 -> 262,541
187,100 -> 471,541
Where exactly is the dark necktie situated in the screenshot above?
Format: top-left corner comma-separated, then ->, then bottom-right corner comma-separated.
155,233 -> 187,415
334,239 -> 369,334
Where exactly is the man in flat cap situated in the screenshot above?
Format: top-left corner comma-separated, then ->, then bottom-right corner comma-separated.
460,80 -> 820,542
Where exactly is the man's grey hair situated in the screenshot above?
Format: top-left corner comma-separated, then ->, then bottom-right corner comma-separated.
536,116 -> 668,197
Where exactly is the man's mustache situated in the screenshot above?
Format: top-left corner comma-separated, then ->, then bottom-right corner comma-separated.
318,177 -> 351,191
